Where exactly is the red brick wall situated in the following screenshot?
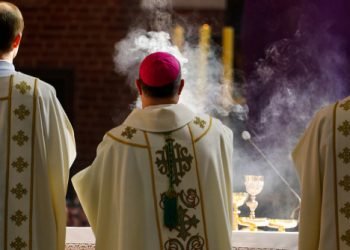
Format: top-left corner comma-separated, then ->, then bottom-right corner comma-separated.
13,0 -> 140,173
11,0 -> 224,182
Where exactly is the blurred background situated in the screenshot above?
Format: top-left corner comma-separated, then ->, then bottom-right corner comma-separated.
11,0 -> 350,228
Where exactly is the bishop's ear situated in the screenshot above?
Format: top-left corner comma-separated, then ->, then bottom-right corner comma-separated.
12,34 -> 22,49
177,79 -> 185,95
135,79 -> 143,95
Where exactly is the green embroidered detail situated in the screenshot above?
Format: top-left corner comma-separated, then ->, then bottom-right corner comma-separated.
12,130 -> 29,146
10,237 -> 27,250
14,104 -> 30,120
341,229 -> 350,246
121,126 -> 137,139
11,157 -> 29,173
193,117 -> 206,129
176,205 -> 200,241
338,147 -> 350,164
10,210 -> 28,226
340,100 -> 350,111
15,81 -> 31,95
11,183 -> 27,199
339,175 -> 350,192
338,120 -> 350,137
340,202 -> 350,219
186,235 -> 205,249
155,138 -> 193,186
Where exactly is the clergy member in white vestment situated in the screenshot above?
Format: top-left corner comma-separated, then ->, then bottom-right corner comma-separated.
0,2 -> 76,250
293,96 -> 350,250
73,52 -> 233,250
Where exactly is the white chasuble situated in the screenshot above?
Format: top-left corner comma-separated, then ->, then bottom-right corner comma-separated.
293,96 -> 350,250
0,72 -> 76,250
73,104 -> 233,250
334,98 -> 350,249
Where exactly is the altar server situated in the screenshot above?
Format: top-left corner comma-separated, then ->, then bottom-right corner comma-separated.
0,2 -> 76,250
293,96 -> 350,250
73,52 -> 233,250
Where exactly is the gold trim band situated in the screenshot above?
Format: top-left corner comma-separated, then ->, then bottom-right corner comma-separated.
4,75 -> 14,250
333,101 -> 340,250
188,124 -> 209,249
144,132 -> 164,249
107,133 -> 148,148
194,117 -> 212,143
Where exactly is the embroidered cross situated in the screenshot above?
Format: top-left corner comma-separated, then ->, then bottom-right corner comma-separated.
10,210 -> 28,226
341,229 -> 350,246
12,130 -> 29,146
14,105 -> 30,120
121,126 -> 137,139
338,120 -> 350,137
10,237 -> 27,250
339,175 -> 350,192
340,202 -> 350,219
194,117 -> 206,129
11,183 -> 27,199
15,81 -> 31,95
155,139 -> 193,186
175,205 -> 200,241
338,147 -> 350,164
11,157 -> 29,173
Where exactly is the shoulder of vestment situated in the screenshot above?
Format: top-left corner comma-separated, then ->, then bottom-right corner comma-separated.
105,124 -> 148,148
188,114 -> 213,142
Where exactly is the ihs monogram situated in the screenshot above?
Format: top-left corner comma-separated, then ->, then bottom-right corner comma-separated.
155,138 -> 193,186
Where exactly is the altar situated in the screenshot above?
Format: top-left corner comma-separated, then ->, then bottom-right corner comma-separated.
65,227 -> 298,250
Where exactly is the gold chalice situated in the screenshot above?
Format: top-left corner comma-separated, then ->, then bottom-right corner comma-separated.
232,192 -> 249,231
244,175 -> 264,219
267,219 -> 298,232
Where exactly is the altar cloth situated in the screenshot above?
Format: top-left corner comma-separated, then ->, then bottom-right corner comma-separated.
65,227 -> 298,250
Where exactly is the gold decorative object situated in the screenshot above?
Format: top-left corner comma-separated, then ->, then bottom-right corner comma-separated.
267,219 -> 298,232
15,81 -> 31,95
232,192 -> 248,231
244,175 -> 264,219
239,216 -> 268,231
14,104 -> 30,120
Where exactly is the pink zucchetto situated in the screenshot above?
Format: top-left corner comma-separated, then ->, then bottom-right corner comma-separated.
139,52 -> 181,87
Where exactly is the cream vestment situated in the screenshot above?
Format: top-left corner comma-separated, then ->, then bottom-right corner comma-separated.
0,72 -> 76,250
293,96 -> 350,250
73,103 -> 233,250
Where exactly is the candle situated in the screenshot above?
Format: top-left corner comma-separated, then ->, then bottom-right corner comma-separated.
198,24 -> 211,94
172,25 -> 185,51
222,26 -> 234,84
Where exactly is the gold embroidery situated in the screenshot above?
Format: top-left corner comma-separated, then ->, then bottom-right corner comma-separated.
155,138 -> 193,186
14,104 -> 30,120
11,183 -> 27,199
340,100 -> 350,111
339,175 -> 350,192
341,229 -> 350,246
11,157 -> 29,173
338,147 -> 350,164
176,205 -> 200,241
186,235 -> 205,249
121,126 -> 137,139
10,210 -> 28,226
340,202 -> 350,219
10,236 -> 27,250
15,81 -> 31,95
194,117 -> 206,129
12,130 -> 29,146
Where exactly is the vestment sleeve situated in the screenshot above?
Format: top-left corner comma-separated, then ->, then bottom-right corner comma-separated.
36,85 -> 76,249
72,135 -> 113,232
220,123 -> 234,228
292,106 -> 331,250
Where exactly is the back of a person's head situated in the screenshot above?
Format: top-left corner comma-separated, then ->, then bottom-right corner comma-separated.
0,1 -> 24,53
138,51 -> 181,98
